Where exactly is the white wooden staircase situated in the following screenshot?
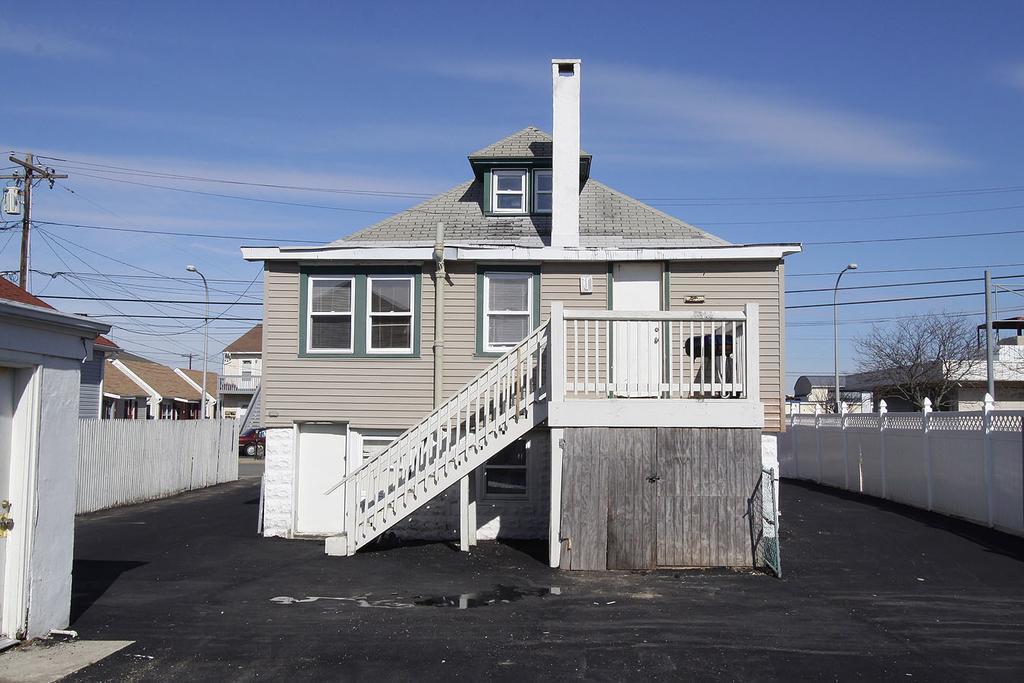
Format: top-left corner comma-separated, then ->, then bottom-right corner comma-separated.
324,322 -> 550,555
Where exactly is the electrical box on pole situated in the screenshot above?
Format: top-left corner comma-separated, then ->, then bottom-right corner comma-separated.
3,186 -> 22,215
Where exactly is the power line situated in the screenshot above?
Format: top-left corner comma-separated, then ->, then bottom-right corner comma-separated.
34,219 -> 323,244
35,155 -> 436,199
700,204 -> 1024,226
35,153 -> 1024,208
85,314 -> 260,320
41,294 -> 262,306
786,272 -> 1024,295
785,288 -> 1024,310
69,171 -> 402,216
787,305 -> 1024,327
787,261 -> 1024,277
805,227 -> 1024,246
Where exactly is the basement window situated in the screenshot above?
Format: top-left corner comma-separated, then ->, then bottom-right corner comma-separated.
533,170 -> 552,213
308,277 -> 354,352
483,437 -> 530,498
492,169 -> 527,213
366,276 -> 415,353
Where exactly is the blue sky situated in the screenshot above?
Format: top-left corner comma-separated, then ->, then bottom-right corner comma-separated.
2,1 -> 1023,385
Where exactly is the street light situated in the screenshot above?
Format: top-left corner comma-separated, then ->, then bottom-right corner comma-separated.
833,263 -> 858,413
186,265 -> 209,420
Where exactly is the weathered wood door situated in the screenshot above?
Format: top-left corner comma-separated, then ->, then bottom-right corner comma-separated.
656,428 -> 760,567
560,427 -> 760,570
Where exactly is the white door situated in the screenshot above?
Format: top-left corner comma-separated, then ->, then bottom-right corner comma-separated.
612,263 -> 663,397
0,368 -> 12,629
295,423 -> 348,535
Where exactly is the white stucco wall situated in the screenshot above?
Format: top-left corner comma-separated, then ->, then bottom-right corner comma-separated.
261,427 -> 295,538
2,309 -> 105,639
26,360 -> 82,638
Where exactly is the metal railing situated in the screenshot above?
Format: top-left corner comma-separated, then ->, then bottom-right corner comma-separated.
219,374 -> 261,392
551,303 -> 760,401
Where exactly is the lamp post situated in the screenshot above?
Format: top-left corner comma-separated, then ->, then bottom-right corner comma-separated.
186,265 -> 209,420
833,263 -> 858,412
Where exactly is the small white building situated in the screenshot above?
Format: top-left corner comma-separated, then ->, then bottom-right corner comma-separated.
0,278 -> 110,641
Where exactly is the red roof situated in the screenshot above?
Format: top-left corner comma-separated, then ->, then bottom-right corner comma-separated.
0,277 -> 55,309
0,276 -> 116,349
224,324 -> 262,353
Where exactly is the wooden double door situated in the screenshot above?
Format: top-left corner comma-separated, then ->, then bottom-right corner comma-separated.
560,427 -> 760,570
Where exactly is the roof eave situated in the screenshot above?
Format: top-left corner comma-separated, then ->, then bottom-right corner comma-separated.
241,243 -> 802,262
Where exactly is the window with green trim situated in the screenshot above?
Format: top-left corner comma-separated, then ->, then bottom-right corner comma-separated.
302,269 -> 420,357
483,271 -> 534,352
366,276 -> 415,354
491,169 -> 528,213
307,277 -> 354,352
533,170 -> 552,213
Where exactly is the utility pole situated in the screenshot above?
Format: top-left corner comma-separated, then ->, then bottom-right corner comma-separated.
1,153 -> 67,289
184,352 -> 195,370
984,269 -> 995,401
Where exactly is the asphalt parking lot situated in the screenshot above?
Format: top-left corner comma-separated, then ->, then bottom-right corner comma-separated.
61,476 -> 1024,681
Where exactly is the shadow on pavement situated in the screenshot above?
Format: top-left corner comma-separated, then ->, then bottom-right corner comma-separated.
71,560 -> 147,624
785,479 -> 1024,562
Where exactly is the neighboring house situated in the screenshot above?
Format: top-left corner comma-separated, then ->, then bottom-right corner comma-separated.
102,353 -> 218,419
846,334 -> 1024,411
220,324 -> 262,421
80,334 -> 120,419
0,277 -> 111,639
788,375 -> 873,414
242,59 -> 801,570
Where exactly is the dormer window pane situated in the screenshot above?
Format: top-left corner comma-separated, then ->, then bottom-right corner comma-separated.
534,170 -> 552,213
492,170 -> 526,213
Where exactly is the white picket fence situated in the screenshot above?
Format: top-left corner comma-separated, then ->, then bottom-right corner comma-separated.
779,398 -> 1024,536
77,419 -> 239,514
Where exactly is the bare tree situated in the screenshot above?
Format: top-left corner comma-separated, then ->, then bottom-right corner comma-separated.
855,312 -> 978,410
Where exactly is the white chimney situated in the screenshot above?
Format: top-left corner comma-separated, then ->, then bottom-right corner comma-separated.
551,58 -> 581,248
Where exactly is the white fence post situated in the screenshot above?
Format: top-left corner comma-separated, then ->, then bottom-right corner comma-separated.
983,392 -> 995,527
878,400 -> 887,499
922,398 -> 933,511
840,402 -> 849,490
813,404 -> 822,483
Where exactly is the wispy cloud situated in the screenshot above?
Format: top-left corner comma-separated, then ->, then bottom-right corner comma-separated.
0,20 -> 107,60
417,60 -> 963,172
994,63 -> 1024,92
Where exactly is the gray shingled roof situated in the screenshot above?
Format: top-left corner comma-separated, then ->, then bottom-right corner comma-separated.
335,177 -> 728,248
468,126 -> 590,159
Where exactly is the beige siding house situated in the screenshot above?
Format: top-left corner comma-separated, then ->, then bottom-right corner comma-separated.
243,59 -> 800,570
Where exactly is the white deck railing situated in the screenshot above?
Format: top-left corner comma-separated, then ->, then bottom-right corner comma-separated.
551,303 -> 759,401
219,374 -> 261,393
327,321 -> 550,554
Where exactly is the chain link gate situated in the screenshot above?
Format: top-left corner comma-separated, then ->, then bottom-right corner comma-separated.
749,466 -> 782,577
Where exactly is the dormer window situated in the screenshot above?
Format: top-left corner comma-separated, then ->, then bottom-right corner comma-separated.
533,170 -> 552,213
492,169 -> 527,213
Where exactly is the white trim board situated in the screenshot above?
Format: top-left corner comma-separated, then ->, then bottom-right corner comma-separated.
547,399 -> 764,428
241,244 -> 801,262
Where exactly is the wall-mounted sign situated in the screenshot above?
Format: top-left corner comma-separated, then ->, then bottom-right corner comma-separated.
684,295 -> 706,304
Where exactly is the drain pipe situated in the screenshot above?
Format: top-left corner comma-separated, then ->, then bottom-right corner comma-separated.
433,221 -> 446,408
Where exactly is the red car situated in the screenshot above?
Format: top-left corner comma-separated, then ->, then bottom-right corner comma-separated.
238,428 -> 266,458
